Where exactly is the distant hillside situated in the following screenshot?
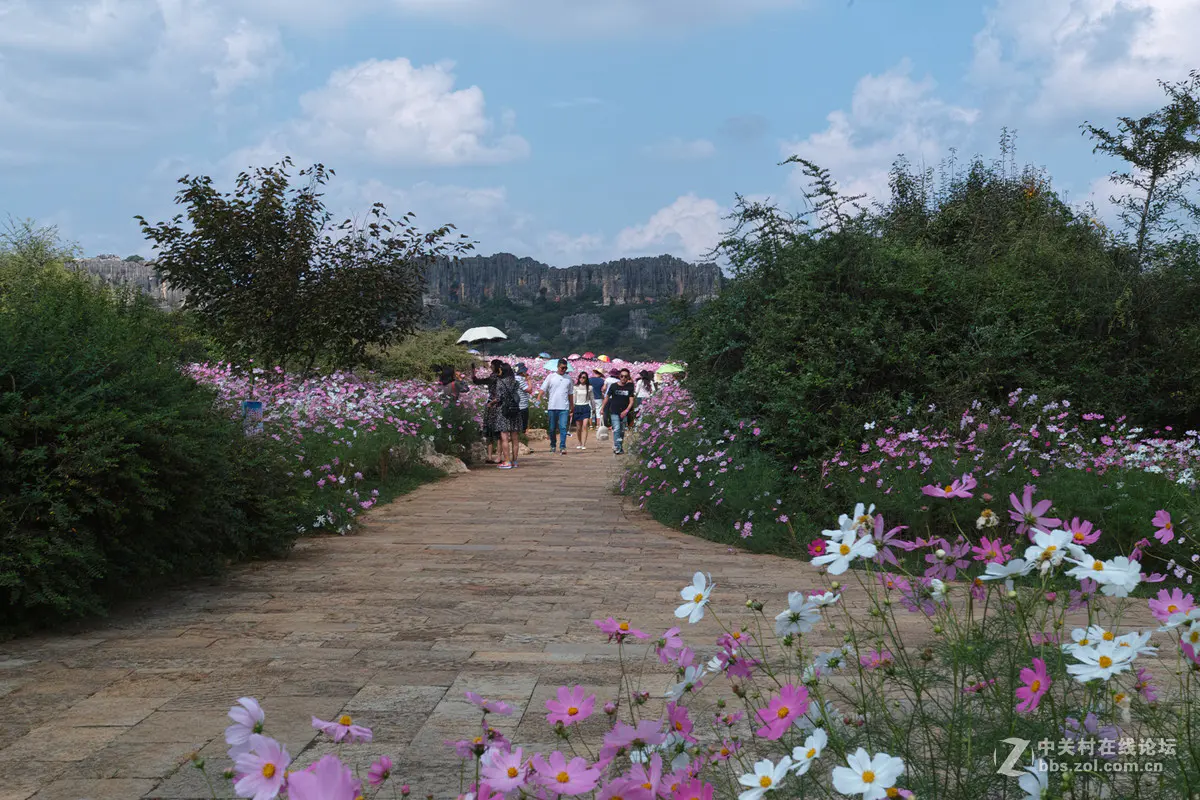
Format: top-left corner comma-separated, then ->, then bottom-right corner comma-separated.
423,253 -> 722,307
67,256 -> 185,309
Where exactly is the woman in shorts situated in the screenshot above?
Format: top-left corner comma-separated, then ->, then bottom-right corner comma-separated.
571,371 -> 594,450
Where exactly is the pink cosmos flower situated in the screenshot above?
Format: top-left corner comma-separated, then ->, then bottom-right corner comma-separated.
601,720 -> 666,758
859,649 -> 893,671
1134,667 -> 1159,702
1149,588 -> 1196,623
920,473 -> 977,499
225,697 -> 265,755
754,684 -> 810,740
656,627 -> 685,665
672,778 -> 714,800
594,617 -> 649,642
481,747 -> 528,792
465,692 -> 514,716
367,755 -> 392,786
532,751 -> 601,796
628,753 -> 664,795
971,536 -> 1011,564
1065,517 -> 1101,547
808,539 -> 827,557
545,686 -> 595,727
312,714 -> 373,743
1009,485 -> 1060,537
232,734 -> 290,800
599,779 -> 654,800
1153,510 -> 1175,544
872,514 -> 913,567
665,702 -> 695,741
287,754 -> 360,800
1016,658 -> 1050,713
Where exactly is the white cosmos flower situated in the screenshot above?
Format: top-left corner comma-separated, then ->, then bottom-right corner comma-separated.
795,700 -> 839,731
790,728 -> 827,775
812,530 -> 877,575
737,757 -> 792,800
1065,554 -> 1142,597
980,558 -> 1032,580
840,502 -> 876,532
1160,607 -> 1200,631
1024,529 -> 1073,572
774,591 -> 825,638
1179,621 -> 1200,652
665,664 -> 706,701
1061,627 -> 1097,655
831,748 -> 905,800
929,579 -> 948,604
675,572 -> 714,623
1066,641 -> 1137,682
1018,759 -> 1049,799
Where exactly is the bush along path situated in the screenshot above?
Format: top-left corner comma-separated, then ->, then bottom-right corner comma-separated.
0,439 -> 1177,800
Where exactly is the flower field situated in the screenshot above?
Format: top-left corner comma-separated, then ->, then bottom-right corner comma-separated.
187,362 -> 485,535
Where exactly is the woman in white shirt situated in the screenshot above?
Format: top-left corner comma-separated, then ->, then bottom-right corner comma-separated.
571,372 -> 593,450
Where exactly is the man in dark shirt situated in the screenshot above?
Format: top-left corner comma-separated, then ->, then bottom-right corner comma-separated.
588,369 -> 606,429
604,368 -> 635,455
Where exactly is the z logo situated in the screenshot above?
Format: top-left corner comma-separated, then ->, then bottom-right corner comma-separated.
995,737 -> 1031,777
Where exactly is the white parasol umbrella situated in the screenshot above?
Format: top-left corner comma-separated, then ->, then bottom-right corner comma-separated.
457,326 -> 507,356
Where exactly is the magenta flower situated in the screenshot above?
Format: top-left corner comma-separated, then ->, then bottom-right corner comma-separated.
532,751 -> 601,796
594,617 -> 649,642
1065,517 -> 1101,547
481,746 -> 528,792
232,734 -> 290,800
1149,588 -> 1195,623
1134,667 -> 1159,702
753,684 -> 810,740
971,535 -> 1011,564
920,473 -> 977,499
367,755 -> 393,787
1152,510 -> 1175,544
665,702 -> 695,741
1008,485 -> 1060,537
627,753 -> 664,795
599,779 -> 654,800
1016,658 -> 1050,713
859,649 -> 893,671
672,778 -> 714,800
872,514 -> 913,567
656,627 -> 685,665
312,714 -> 373,743
545,686 -> 595,727
465,692 -> 514,716
287,754 -> 360,800
808,539 -> 827,557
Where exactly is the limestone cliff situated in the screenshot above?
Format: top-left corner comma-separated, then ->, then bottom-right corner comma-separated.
67,257 -> 186,310
422,253 -> 721,307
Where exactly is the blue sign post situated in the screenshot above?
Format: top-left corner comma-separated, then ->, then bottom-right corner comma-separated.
241,400 -> 264,436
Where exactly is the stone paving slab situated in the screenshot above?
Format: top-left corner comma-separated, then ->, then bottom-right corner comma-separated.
0,441 -> 1164,799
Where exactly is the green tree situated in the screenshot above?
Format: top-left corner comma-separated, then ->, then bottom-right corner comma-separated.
1083,70 -> 1200,266
137,158 -> 473,372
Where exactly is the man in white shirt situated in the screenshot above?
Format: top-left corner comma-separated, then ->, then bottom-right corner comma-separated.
536,359 -> 573,454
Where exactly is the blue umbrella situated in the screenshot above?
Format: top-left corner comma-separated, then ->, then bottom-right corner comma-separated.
538,351 -> 551,358
467,349 -> 481,355
544,359 -> 571,372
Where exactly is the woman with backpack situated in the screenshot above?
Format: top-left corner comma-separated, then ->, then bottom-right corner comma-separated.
472,360 -> 503,463
491,362 -> 523,469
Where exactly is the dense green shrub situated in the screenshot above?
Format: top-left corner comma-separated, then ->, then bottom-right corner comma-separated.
0,225 -> 298,632
368,328 -> 477,380
675,150 -> 1200,466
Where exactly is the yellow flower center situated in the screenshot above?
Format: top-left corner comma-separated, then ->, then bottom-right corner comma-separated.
473,736 -> 483,744
338,715 -> 352,726
776,706 -> 790,719
556,771 -> 571,784
1190,631 -> 1200,644
567,707 -> 579,716
943,485 -> 953,493
675,721 -> 684,730
862,770 -> 876,784
1030,679 -> 1041,692
856,514 -> 870,526
759,776 -> 773,788
982,509 -> 994,518
262,764 -> 276,779
619,622 -> 630,631
1092,561 -> 1104,571
1099,656 -> 1113,668
1102,631 -> 1115,641
720,748 -> 730,757
1074,532 -> 1085,541
887,790 -> 900,799
507,766 -> 519,778
1114,693 -> 1127,704
732,631 -> 742,639
1078,638 -> 1089,646
1166,522 -> 1173,530
806,747 -> 816,758
839,544 -> 851,556
693,593 -> 704,602
1168,604 -> 1179,613
643,783 -> 653,790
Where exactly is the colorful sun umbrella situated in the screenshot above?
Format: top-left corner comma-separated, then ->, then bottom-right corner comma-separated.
568,353 -> 581,360
597,354 -> 610,362
583,351 -> 595,359
538,352 -> 551,358
467,349 -> 481,355
656,363 -> 684,374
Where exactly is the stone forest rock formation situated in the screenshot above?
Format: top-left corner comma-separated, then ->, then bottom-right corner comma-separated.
67,257 -> 186,310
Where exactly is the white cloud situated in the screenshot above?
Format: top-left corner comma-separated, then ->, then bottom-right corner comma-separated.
615,195 -> 724,262
210,19 -> 285,98
780,60 -> 978,206
278,58 -> 529,167
385,0 -> 807,35
644,137 -> 717,161
971,0 -> 1200,121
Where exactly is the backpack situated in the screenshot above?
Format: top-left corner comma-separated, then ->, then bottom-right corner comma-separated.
501,380 -> 520,417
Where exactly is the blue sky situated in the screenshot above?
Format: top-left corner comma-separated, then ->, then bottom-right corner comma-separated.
1,0 -> 1195,266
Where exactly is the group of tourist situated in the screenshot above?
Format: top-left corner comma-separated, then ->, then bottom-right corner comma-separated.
438,359 -> 658,469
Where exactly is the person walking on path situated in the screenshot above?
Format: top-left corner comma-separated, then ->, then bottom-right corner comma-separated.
631,370 -> 656,427
589,369 -> 606,429
514,363 -> 532,435
472,360 -> 503,463
536,358 -> 573,454
571,371 -> 594,450
605,367 -> 635,455
491,363 -> 522,469
437,366 -> 460,406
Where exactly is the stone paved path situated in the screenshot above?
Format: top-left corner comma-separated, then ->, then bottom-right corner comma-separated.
0,443 -> 1165,799
0,445 -> 832,800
